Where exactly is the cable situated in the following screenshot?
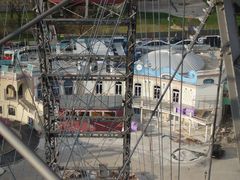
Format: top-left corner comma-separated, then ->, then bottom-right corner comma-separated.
177,1 -> 186,180
207,49 -> 224,180
167,1 -> 173,179
117,4 -> 216,175
155,1 -> 164,178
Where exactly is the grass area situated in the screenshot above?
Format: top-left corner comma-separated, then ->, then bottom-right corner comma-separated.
1,10 -> 239,40
0,11 -> 35,40
57,12 -> 222,36
138,12 -> 220,30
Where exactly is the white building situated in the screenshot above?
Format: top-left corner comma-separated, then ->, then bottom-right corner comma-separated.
0,39 -> 223,141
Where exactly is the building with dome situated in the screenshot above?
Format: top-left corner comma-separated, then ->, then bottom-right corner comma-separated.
133,49 -> 220,107
0,39 -> 222,141
132,48 -> 222,140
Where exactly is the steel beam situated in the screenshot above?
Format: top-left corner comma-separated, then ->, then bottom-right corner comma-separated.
121,1 -> 136,179
0,121 -> 60,180
45,74 -> 126,81
0,0 -> 70,45
58,116 -> 126,122
50,131 -> 124,138
51,54 -> 126,61
44,18 -> 129,25
59,166 -> 120,171
216,0 -> 240,163
36,0 -> 59,165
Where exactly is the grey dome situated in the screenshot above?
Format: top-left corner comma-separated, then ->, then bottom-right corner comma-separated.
140,49 -> 205,73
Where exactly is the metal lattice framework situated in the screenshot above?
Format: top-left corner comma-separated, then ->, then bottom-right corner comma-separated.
37,0 -> 137,178
0,0 -> 240,180
37,0 -> 58,166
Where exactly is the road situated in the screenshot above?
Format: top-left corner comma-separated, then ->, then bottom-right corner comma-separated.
1,122 -> 239,180
138,0 -> 207,18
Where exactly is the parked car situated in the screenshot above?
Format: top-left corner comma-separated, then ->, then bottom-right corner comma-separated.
171,39 -> 210,51
135,39 -> 169,54
198,35 -> 221,48
173,39 -> 195,45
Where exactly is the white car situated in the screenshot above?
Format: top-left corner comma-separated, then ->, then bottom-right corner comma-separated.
171,39 -> 210,51
136,40 -> 169,54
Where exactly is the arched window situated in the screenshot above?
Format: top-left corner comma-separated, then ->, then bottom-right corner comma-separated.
162,75 -> 171,80
6,85 -> 16,100
203,78 -> 214,84
96,81 -> 103,94
37,83 -> 42,100
115,82 -> 122,95
18,84 -> 23,98
134,83 -> 141,97
64,79 -> 73,95
154,86 -> 161,99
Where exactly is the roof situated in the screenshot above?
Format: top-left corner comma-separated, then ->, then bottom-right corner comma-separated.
60,95 -> 123,110
140,49 -> 205,74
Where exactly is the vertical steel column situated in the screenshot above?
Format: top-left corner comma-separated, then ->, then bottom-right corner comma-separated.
216,0 -> 240,163
122,0 -> 136,179
38,24 -> 57,166
37,0 -> 58,166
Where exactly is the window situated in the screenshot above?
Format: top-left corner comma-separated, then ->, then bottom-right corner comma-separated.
20,54 -> 28,62
8,106 -> 16,116
96,81 -> 103,94
4,53 -> 12,59
173,89 -> 180,103
115,82 -> 122,95
91,111 -> 103,116
162,75 -> 171,79
90,62 -> 98,72
18,84 -> 23,98
162,83 -> 166,90
79,112 -> 90,117
37,83 -> 42,100
28,117 -> 33,126
104,112 -> 115,117
154,86 -> 161,99
52,81 -> 60,96
134,83 -> 141,97
203,79 -> 214,84
64,79 -> 73,95
0,106 -> 2,114
6,85 -> 16,99
134,108 -> 140,114
106,63 -> 111,73
148,42 -> 156,46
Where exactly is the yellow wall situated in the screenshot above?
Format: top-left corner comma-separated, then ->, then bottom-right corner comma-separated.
0,72 -> 42,131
